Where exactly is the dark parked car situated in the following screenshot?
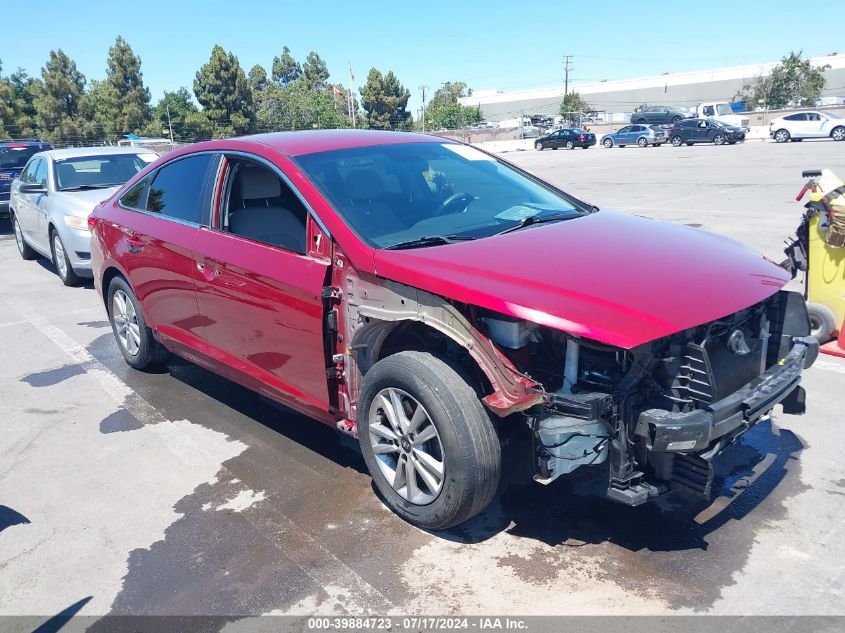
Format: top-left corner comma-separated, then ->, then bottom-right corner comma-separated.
88,130 -> 816,530
534,128 -> 596,150
630,106 -> 691,125
669,118 -> 746,146
0,140 -> 53,217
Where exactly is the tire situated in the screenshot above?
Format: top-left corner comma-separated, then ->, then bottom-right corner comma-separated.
671,135 -> 683,147
534,141 -> 543,151
830,126 -> 845,142
51,229 -> 81,287
637,137 -> 648,148
358,351 -> 501,530
671,115 -> 682,123
713,133 -> 726,146
11,212 -> 37,260
106,276 -> 169,370
728,141 -> 737,145
565,140 -> 574,149
654,143 -> 663,147
773,129 -> 790,143
636,118 -> 647,123
603,138 -> 613,148
686,142 -> 694,146
807,303 -> 837,344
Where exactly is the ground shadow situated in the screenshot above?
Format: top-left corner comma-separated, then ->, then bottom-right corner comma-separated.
31,596 -> 92,633
0,505 -> 30,533
34,258 -> 95,289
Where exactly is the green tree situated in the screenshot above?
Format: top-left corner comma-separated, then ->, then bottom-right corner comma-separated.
302,51 -> 329,91
271,46 -> 301,85
559,91 -> 592,121
248,64 -> 268,94
6,68 -> 42,138
360,68 -> 411,130
33,49 -> 89,144
193,45 -> 254,137
256,81 -> 350,132
423,81 -> 481,129
147,87 -> 200,140
104,36 -> 151,138
737,51 -> 829,109
0,61 -> 14,139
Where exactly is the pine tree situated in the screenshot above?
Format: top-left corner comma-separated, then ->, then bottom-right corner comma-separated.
248,64 -> 268,94
360,68 -> 411,130
193,45 -> 254,137
33,50 -> 88,144
271,46 -> 301,85
105,36 -> 151,137
302,51 -> 329,91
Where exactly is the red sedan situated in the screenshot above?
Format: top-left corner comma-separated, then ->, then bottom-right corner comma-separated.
90,130 -> 817,529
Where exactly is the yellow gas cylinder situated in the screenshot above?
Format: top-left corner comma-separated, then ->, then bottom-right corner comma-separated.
806,169 -> 845,335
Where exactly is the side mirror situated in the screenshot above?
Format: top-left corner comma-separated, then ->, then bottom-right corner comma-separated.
20,182 -> 47,194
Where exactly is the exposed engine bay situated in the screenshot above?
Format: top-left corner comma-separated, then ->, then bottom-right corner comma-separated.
468,289 -> 817,505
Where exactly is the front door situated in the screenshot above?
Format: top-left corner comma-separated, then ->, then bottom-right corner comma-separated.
15,157 -> 47,250
192,154 -> 332,419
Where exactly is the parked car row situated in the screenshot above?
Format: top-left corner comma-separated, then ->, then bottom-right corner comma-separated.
5,130 -> 818,532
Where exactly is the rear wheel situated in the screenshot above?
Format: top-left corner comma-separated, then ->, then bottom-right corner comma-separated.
565,140 -> 574,149
636,118 -> 647,123
12,212 -> 37,260
603,138 -> 613,148
637,137 -> 648,147
107,276 -> 169,370
358,351 -> 501,530
773,129 -> 790,143
808,303 -> 837,343
51,230 -> 81,287
831,126 -> 845,141
671,135 -> 683,147
672,115 -> 682,123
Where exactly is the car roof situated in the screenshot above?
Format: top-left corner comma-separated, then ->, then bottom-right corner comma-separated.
194,129 -> 452,157
0,140 -> 50,147
41,146 -> 158,160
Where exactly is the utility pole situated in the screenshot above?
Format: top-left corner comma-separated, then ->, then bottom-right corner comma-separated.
419,85 -> 429,132
563,55 -> 573,100
165,99 -> 174,146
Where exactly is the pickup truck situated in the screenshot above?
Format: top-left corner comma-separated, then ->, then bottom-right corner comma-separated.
697,102 -> 750,131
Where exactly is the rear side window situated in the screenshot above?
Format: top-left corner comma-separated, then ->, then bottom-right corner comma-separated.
784,113 -> 806,121
145,154 -> 216,224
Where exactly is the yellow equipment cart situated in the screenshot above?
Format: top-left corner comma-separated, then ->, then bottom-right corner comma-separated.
785,169 -> 845,351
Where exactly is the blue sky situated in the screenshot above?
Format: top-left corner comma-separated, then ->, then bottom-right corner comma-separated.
2,0 -> 843,114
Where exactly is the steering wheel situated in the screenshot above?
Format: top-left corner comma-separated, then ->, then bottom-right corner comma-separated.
434,192 -> 475,216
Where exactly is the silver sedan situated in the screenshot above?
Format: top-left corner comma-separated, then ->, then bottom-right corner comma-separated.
10,147 -> 158,285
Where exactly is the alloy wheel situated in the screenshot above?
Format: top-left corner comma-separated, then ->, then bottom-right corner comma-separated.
368,387 -> 445,505
603,138 -> 613,148
112,289 -> 141,356
14,218 -> 25,254
53,234 -> 68,280
714,133 -> 725,146
774,129 -> 789,143
832,127 -> 845,142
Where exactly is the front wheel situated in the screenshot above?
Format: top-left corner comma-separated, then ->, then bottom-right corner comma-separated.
358,351 -> 501,530
671,135 -> 683,147
51,230 -> 81,286
831,126 -> 845,141
12,212 -> 37,260
773,129 -> 790,143
603,138 -> 613,148
713,133 -> 726,146
107,276 -> 169,370
534,141 -> 543,151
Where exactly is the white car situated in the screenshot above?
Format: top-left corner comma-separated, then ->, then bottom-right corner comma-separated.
769,111 -> 845,143
10,146 -> 158,285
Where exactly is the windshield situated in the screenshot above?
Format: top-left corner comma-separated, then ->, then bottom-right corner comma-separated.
0,146 -> 40,170
715,103 -> 733,115
54,153 -> 156,191
295,142 -> 588,249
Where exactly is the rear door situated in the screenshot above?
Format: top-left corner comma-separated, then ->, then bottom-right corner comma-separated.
192,153 -> 333,419
109,152 -> 218,354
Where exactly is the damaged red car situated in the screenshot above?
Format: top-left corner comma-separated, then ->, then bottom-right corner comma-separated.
90,130 -> 818,529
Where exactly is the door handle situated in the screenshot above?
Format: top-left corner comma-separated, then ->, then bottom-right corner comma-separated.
197,260 -> 222,278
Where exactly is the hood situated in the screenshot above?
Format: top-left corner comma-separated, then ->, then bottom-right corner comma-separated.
373,211 -> 789,349
52,187 -> 121,216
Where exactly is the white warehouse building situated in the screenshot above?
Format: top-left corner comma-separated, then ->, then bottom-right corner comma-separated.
458,54 -> 845,122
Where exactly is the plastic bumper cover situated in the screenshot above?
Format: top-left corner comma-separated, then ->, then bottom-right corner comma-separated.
637,336 -> 818,453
